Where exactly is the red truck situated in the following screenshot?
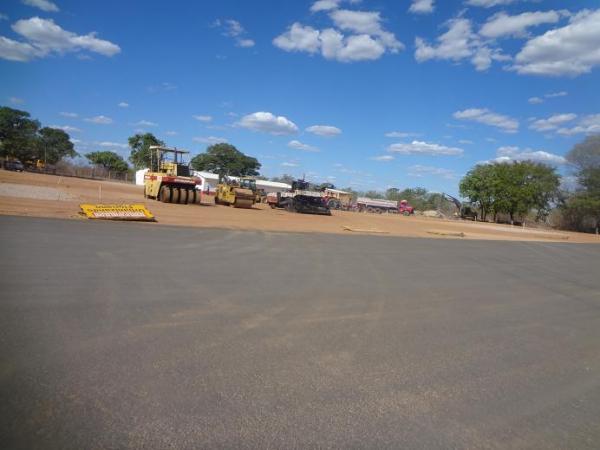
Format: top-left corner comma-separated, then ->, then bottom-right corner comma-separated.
356,197 -> 414,215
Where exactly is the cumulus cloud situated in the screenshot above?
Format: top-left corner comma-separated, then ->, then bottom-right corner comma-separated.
306,125 -> 342,136
118,102 -> 129,108
408,164 -> 456,179
512,9 -> 600,77
50,125 -> 81,133
371,155 -> 394,161
98,141 -> 128,149
415,17 -> 507,71
60,111 -> 78,118
556,114 -> 600,136
489,146 -> 567,165
9,96 -> 24,104
546,91 -> 568,98
409,0 -> 434,15
214,19 -> 255,48
453,108 -> 519,133
22,0 -> 58,12
193,136 -> 228,144
0,17 -> 120,62
134,120 -> 157,127
84,115 -> 113,125
466,0 -> 519,7
273,7 -> 403,63
529,113 -> 577,131
528,96 -> 543,104
193,115 -> 213,122
165,131 -> 178,136
385,131 -> 420,138
281,161 -> 299,167
387,140 -> 464,156
288,140 -> 319,152
480,11 -> 563,39
238,112 -> 298,135
310,0 -> 341,12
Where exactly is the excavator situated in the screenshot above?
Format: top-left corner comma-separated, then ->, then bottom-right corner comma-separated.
215,176 -> 256,208
442,193 -> 478,220
143,146 -> 199,204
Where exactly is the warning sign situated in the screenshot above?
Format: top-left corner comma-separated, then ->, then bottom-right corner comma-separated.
79,204 -> 155,221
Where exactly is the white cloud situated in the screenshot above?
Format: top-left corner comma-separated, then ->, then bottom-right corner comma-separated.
490,146 -> 567,165
385,131 -> 420,138
408,164 -> 456,179
529,113 -> 577,131
372,155 -> 394,161
546,91 -> 567,98
193,115 -> 213,122
22,0 -> 59,12
84,115 -> 113,125
556,114 -> 600,136
134,120 -> 157,127
281,162 -> 299,167
60,111 -> 78,117
49,125 -> 81,133
0,17 -> 120,62
288,140 -> 319,152
453,108 -> 519,133
480,11 -> 563,39
306,125 -> 342,136
238,112 -> 298,135
466,0 -> 519,7
409,0 -> 434,14
310,0 -> 340,12
512,9 -> 600,77
387,140 -> 464,156
165,131 -> 178,136
9,96 -> 24,104
528,96 -> 543,104
458,139 -> 474,144
0,13 -> 8,21
98,141 -> 128,149
214,19 -> 255,48
193,136 -> 228,144
273,8 -> 403,63
118,102 -> 129,108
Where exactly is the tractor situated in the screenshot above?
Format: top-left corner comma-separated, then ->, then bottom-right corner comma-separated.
143,146 -> 199,204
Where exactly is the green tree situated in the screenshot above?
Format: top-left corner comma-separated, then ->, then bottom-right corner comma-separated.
37,127 -> 77,164
561,135 -> 600,233
0,106 -> 40,161
459,164 -> 496,220
190,143 -> 260,176
86,151 -> 129,172
128,133 -> 164,169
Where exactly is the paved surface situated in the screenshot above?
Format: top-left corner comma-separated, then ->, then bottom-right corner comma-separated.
1,216 -> 600,449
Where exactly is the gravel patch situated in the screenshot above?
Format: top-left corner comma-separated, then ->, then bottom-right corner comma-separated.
0,182 -> 74,201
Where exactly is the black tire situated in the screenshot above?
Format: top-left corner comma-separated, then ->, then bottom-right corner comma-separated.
180,188 -> 189,205
160,185 -> 171,203
190,189 -> 197,204
172,187 -> 181,204
403,211 -> 410,216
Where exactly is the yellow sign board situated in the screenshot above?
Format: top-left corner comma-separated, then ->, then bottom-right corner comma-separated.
80,204 -> 155,221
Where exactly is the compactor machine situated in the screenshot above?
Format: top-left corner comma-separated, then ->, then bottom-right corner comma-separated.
215,176 -> 256,208
143,146 -> 199,204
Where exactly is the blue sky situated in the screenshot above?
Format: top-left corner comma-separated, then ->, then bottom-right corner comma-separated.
1,0 -> 599,195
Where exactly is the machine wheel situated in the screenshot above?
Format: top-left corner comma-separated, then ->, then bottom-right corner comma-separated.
286,200 -> 296,212
172,187 -> 181,204
403,211 -> 410,216
180,188 -> 189,205
269,203 -> 276,209
190,189 -> 197,204
160,185 -> 171,203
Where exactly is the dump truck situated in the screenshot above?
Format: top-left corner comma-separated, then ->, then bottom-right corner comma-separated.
356,197 -> 414,215
143,146 -> 199,204
322,188 -> 353,210
267,179 -> 331,215
215,176 -> 256,208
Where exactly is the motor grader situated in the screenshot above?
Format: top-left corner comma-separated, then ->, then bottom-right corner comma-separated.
215,176 -> 256,208
143,146 -> 199,204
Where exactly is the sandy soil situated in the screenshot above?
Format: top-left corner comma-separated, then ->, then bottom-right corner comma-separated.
1,170 -> 598,243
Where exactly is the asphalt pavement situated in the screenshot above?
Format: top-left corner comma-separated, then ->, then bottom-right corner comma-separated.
1,216 -> 600,449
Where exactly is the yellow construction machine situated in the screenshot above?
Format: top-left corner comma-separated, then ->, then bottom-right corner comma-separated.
143,146 -> 199,204
215,176 -> 256,208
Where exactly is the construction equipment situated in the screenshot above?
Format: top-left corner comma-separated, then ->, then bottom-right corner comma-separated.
322,188 -> 353,210
215,176 -> 256,208
143,146 -> 199,204
442,193 -> 478,220
267,179 -> 331,215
